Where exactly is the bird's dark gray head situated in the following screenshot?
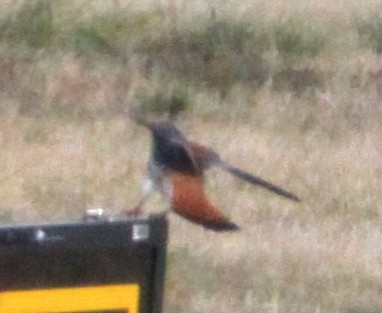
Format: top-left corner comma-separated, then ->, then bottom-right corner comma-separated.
145,121 -> 187,143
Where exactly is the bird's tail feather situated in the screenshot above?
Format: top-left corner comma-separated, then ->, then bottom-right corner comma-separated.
220,163 -> 301,202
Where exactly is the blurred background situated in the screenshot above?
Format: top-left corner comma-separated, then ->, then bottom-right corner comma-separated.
0,0 -> 382,312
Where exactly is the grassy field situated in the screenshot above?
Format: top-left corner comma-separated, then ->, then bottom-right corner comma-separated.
1,0 -> 382,312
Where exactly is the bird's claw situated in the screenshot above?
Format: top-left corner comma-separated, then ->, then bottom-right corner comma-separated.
149,210 -> 169,218
123,206 -> 143,218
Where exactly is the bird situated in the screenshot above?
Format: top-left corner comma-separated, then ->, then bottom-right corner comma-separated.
125,119 -> 300,231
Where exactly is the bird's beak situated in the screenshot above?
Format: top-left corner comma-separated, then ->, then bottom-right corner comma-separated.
128,113 -> 152,129
137,119 -> 154,130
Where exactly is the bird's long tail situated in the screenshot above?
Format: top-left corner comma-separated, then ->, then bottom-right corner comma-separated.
219,163 -> 301,202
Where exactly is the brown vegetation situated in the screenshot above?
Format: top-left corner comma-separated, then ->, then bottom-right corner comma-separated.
0,0 -> 382,312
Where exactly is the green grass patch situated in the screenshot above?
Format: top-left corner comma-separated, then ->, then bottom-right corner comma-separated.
356,14 -> 382,53
67,10 -> 166,59
0,0 -> 54,48
273,66 -> 324,95
139,15 -> 332,95
0,2 -> 165,59
137,86 -> 190,117
274,17 -> 328,59
0,4 -> 333,97
140,17 -> 271,92
71,27 -> 119,58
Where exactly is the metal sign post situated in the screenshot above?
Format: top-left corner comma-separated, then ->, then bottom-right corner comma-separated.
0,214 -> 168,313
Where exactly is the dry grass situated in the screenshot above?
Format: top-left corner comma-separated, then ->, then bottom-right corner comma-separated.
0,0 -> 382,312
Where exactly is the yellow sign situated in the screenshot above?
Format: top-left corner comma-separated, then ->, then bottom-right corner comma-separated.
0,284 -> 139,313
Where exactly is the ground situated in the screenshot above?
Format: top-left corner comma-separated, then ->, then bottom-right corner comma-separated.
0,0 -> 382,312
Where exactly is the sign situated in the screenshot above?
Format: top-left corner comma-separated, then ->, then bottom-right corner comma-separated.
0,215 -> 168,313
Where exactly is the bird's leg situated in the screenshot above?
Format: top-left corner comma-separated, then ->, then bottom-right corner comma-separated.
124,194 -> 150,217
123,177 -> 154,217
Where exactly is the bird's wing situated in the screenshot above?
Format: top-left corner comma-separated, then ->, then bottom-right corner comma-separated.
163,172 -> 240,231
173,139 -> 300,202
187,142 -> 221,170
166,138 -> 203,176
220,162 -> 301,202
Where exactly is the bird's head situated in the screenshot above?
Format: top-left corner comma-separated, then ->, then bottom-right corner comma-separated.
141,121 -> 186,143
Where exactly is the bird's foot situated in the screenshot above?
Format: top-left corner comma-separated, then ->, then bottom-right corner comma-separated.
123,205 -> 143,218
149,210 -> 169,218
